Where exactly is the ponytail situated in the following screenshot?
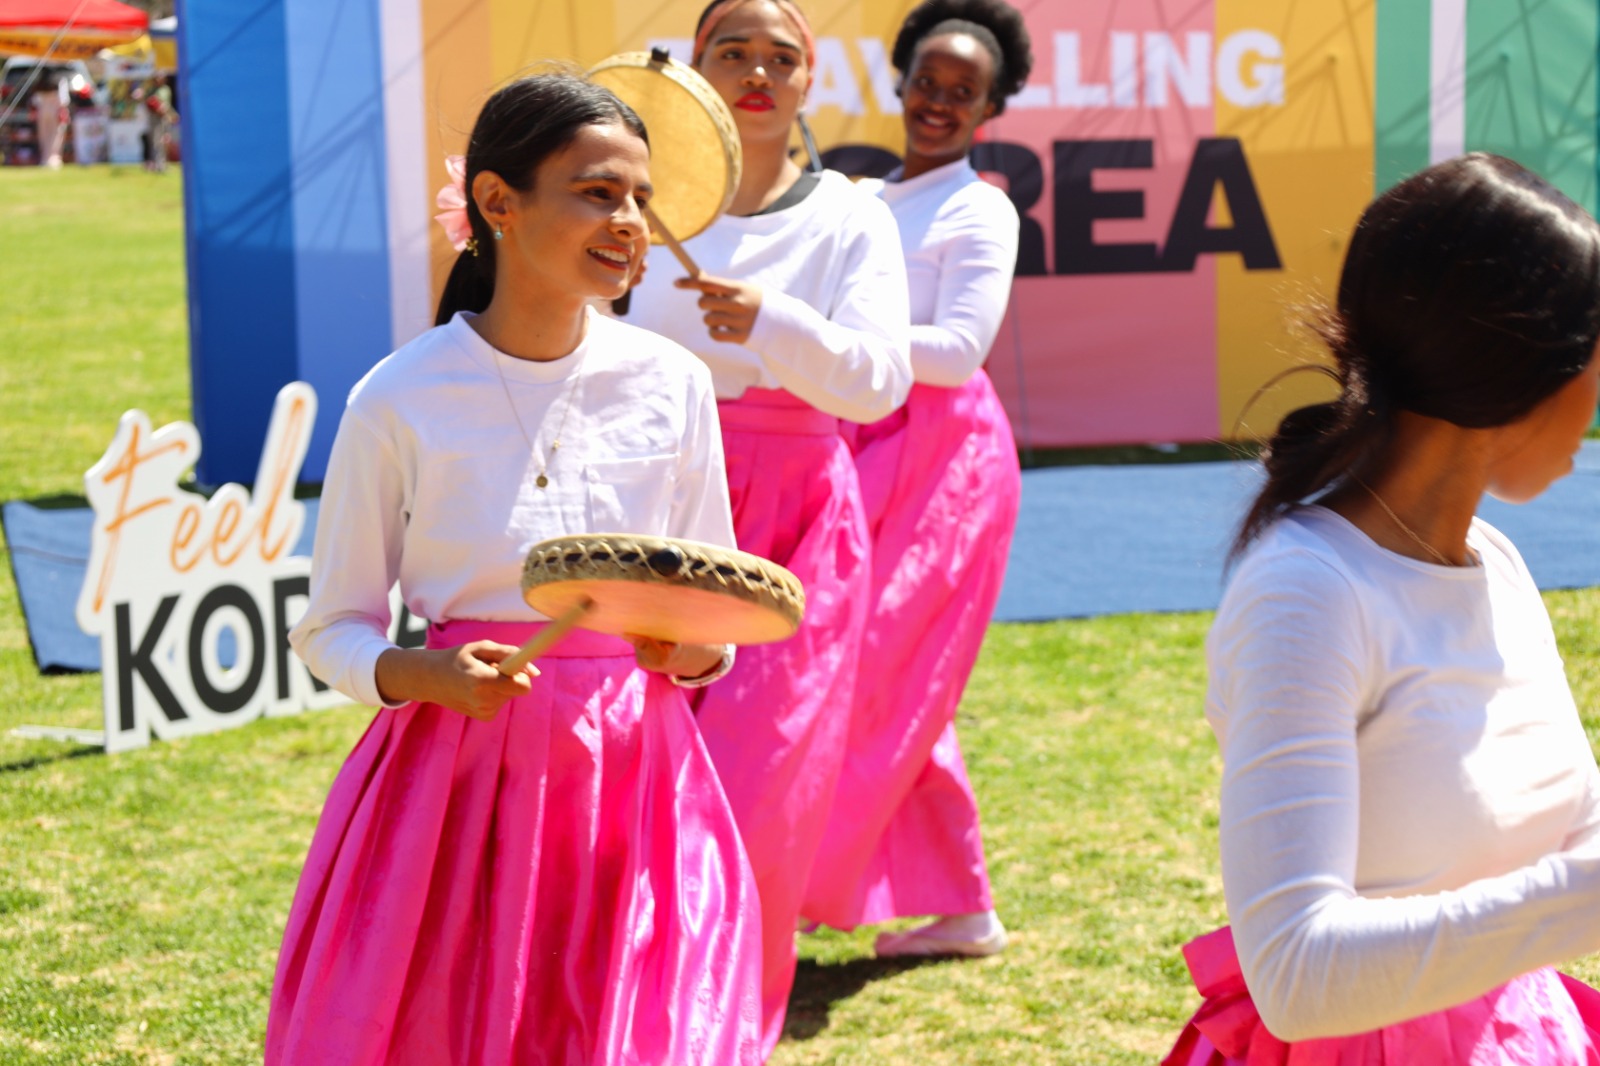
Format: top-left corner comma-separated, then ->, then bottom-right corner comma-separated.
434,246 -> 496,326
1229,317 -> 1395,563
1230,152 -> 1600,562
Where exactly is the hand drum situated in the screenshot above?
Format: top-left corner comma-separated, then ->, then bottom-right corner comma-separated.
521,533 -> 804,647
589,48 -> 741,275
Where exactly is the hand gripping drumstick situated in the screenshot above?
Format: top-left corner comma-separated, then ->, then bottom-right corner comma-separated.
497,596 -> 596,677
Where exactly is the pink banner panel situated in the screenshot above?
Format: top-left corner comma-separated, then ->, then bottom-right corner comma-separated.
981,0 -> 1223,448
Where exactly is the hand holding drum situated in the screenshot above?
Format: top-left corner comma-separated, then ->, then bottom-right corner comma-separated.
498,534 -> 805,675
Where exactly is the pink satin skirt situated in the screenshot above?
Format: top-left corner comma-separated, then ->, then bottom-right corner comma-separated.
266,620 -> 763,1066
1165,926 -> 1600,1065
693,387 -> 871,1056
805,374 -> 1019,927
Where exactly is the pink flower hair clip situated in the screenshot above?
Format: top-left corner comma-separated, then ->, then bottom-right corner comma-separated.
434,155 -> 477,255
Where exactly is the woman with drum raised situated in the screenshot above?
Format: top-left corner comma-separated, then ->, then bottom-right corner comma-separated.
802,0 -> 1031,962
268,73 -> 762,1065
623,0 -> 912,1051
1165,153 -> 1600,1063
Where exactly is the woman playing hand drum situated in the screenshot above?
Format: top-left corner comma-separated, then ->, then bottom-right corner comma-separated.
267,73 -> 762,1065
1166,153 -> 1600,1064
623,0 -> 913,1051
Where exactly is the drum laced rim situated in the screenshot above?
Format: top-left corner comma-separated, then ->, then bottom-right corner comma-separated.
521,534 -> 804,614
586,51 -> 742,235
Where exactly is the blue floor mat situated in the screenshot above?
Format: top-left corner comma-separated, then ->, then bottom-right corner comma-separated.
994,459 -> 1260,621
9,443 -> 1600,672
3,498 -> 320,673
994,441 -> 1600,622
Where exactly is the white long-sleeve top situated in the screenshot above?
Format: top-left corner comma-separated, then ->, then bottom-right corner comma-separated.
289,309 -> 736,709
625,168 -> 912,424
861,159 -> 1019,387
1209,505 -> 1600,1042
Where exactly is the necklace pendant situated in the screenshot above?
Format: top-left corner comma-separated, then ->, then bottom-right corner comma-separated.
535,473 -> 549,489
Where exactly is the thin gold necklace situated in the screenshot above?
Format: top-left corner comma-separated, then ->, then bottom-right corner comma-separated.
493,349 -> 585,490
1349,475 -> 1457,567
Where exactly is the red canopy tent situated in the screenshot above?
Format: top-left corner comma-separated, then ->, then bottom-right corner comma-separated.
0,0 -> 149,61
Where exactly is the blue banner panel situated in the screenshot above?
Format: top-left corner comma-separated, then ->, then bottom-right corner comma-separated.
284,0 -> 393,481
177,0 -> 299,486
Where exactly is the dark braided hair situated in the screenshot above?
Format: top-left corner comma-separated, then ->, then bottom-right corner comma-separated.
890,0 -> 1033,115
1232,152 -> 1600,558
434,73 -> 648,326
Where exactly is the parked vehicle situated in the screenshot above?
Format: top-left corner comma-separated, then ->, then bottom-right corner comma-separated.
0,57 -> 95,165
0,56 -> 93,111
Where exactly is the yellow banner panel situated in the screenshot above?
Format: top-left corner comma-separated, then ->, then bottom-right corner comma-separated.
1214,1 -> 1376,441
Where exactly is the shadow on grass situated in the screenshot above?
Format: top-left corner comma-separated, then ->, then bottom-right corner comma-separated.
0,744 -> 101,774
15,493 -> 89,510
782,954 -> 946,1041
1020,440 -> 1257,469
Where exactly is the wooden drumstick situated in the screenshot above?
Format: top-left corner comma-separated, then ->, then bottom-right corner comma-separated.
643,202 -> 701,278
615,204 -> 698,316
498,596 -> 596,677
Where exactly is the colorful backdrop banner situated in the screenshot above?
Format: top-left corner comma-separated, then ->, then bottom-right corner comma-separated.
176,0 -> 1600,483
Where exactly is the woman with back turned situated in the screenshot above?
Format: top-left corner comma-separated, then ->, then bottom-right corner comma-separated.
1166,152 -> 1600,1063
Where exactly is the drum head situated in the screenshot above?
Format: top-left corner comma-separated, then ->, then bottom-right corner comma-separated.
589,51 -> 741,244
521,534 -> 804,646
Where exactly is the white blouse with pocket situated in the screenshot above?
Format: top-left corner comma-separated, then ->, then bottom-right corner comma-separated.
289,308 -> 736,708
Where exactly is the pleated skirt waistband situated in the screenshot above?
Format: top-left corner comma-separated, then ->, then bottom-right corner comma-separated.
717,388 -> 840,436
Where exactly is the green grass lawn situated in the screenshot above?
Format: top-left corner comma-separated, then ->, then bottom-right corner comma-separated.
3,167 -> 1599,1065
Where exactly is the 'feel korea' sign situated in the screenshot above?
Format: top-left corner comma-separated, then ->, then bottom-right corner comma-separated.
75,382 -> 420,753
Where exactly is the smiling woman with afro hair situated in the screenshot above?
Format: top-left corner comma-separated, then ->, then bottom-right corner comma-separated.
620,1 -> 917,1054
890,0 -> 1033,118
801,0 -> 1032,961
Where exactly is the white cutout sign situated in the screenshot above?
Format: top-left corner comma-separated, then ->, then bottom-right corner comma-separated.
75,382 -> 422,753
